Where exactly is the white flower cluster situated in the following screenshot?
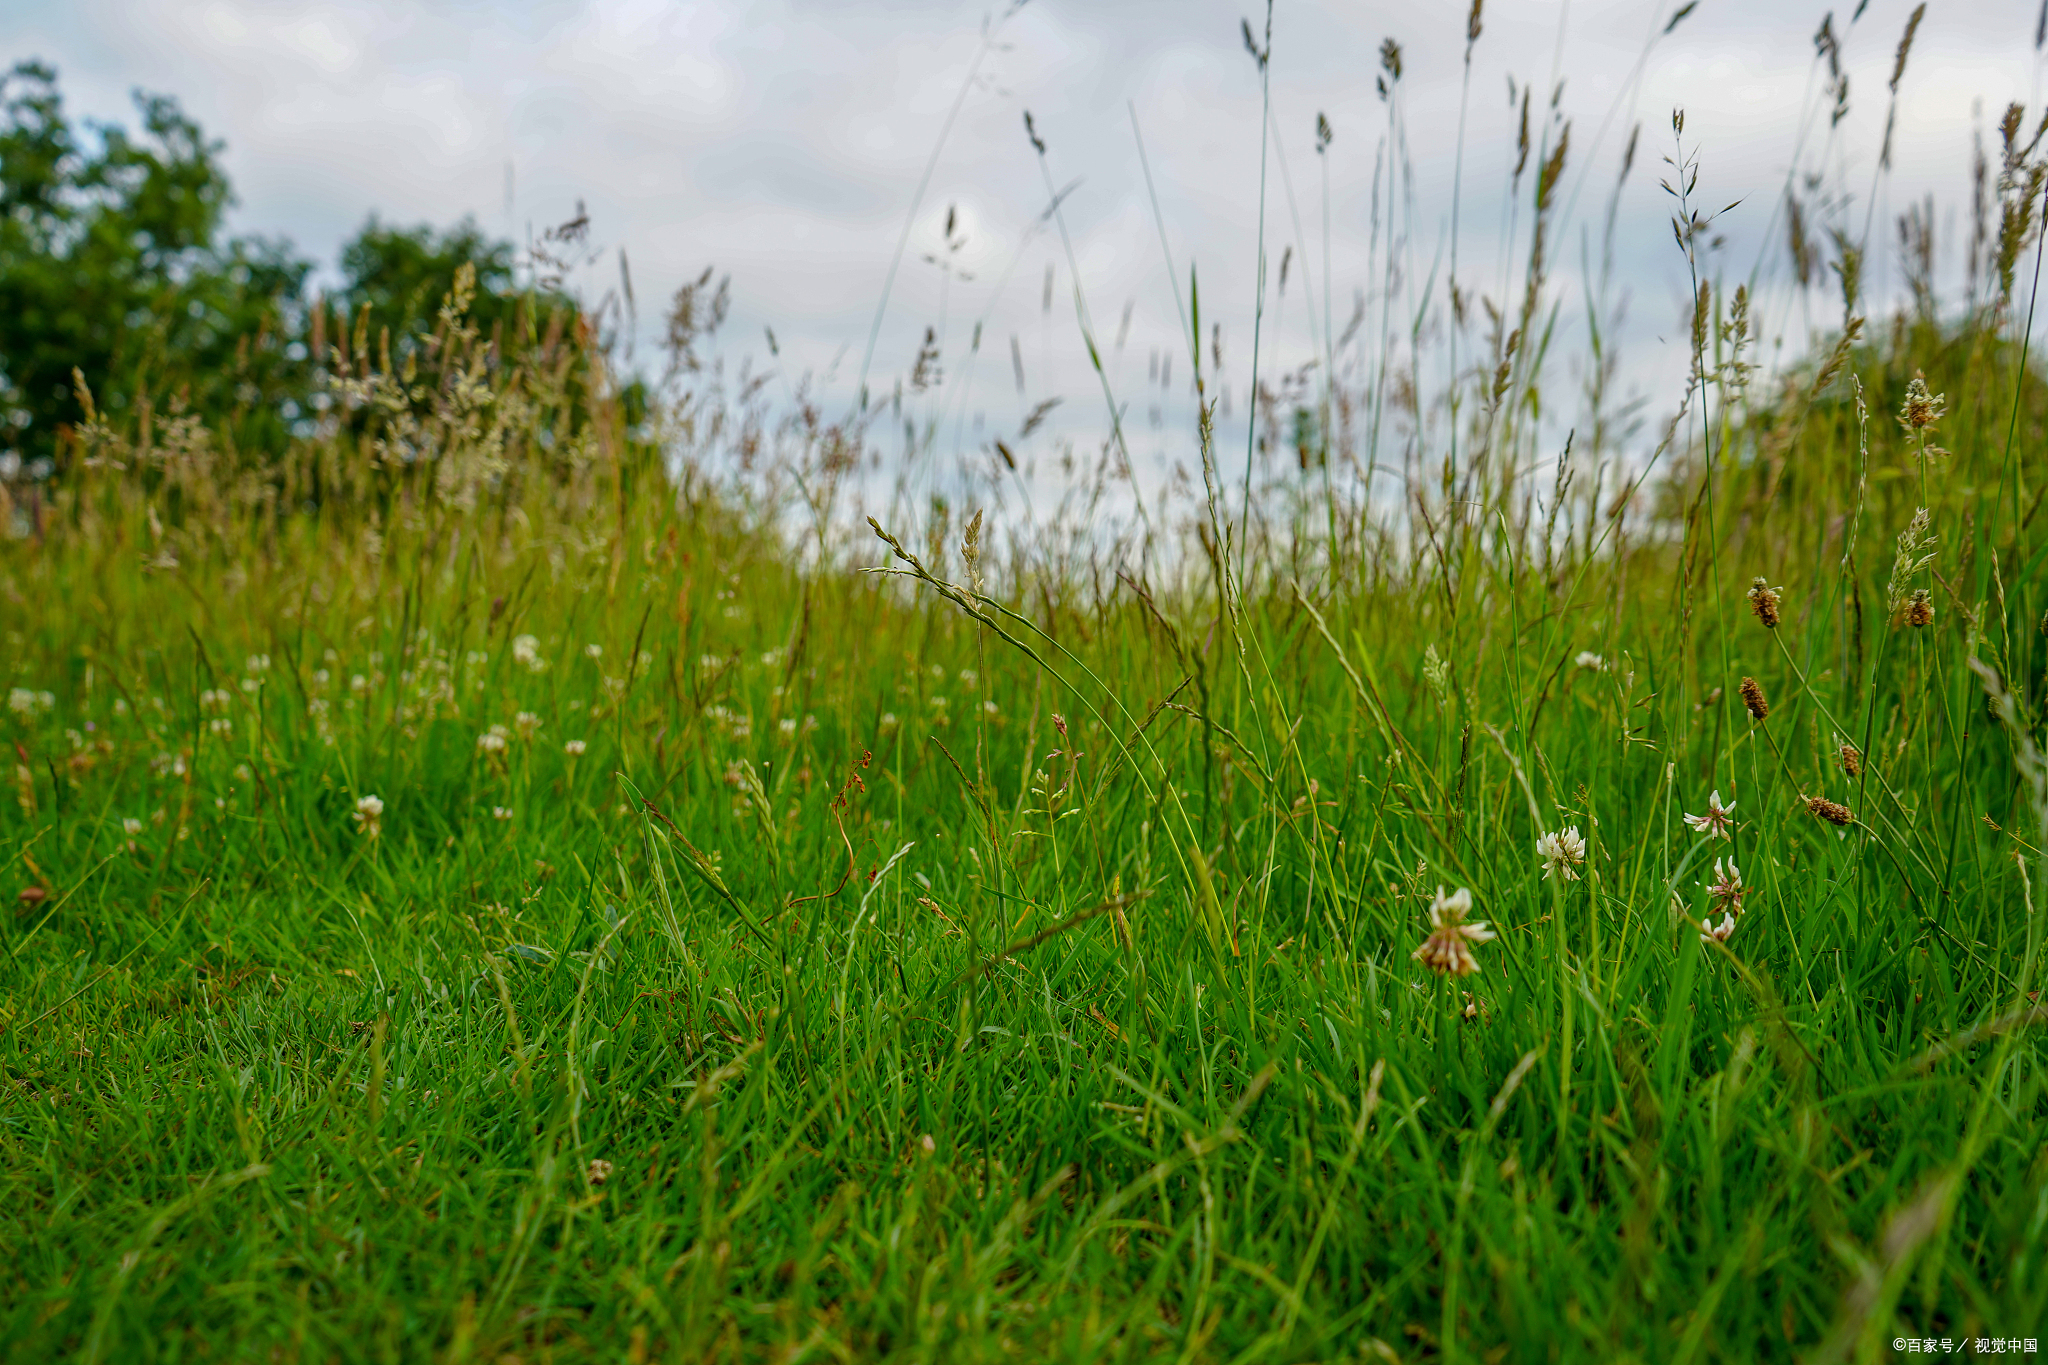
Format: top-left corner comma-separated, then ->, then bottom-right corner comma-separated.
8,688 -> 55,716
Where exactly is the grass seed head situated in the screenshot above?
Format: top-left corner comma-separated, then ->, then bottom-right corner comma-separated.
1740,676 -> 1770,720
1905,588 -> 1934,627
1806,795 -> 1855,826
1898,371 -> 1947,433
1747,577 -> 1783,628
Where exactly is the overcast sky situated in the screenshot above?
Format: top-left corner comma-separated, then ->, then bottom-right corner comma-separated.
8,0 -> 2047,512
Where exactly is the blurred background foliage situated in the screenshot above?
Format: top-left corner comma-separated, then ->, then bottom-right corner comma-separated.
0,59 -> 593,473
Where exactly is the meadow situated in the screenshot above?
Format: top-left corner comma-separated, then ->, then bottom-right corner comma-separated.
3,9 -> 2048,1363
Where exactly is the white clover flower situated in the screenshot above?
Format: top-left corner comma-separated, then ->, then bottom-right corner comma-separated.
1536,826 -> 1586,881
515,711 -> 541,737
586,643 -> 603,659
1412,886 -> 1496,977
1683,790 -> 1737,841
981,699 -> 999,715
492,806 -> 514,821
208,718 -> 233,735
1574,651 -> 1607,671
778,717 -> 798,737
7,687 -> 36,715
1699,913 -> 1737,944
880,712 -> 899,729
245,654 -> 271,674
240,677 -> 262,694
477,728 -> 509,754
563,739 -> 587,756
512,635 -> 546,673
122,817 -> 143,836
353,794 -> 384,839
1706,858 -> 1745,916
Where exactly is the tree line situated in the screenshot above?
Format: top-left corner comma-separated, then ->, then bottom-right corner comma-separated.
0,59 -> 581,473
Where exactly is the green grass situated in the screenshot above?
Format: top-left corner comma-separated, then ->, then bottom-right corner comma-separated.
3,79 -> 2048,1365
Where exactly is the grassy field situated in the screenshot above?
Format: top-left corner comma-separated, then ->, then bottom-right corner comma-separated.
5,36 -> 2048,1365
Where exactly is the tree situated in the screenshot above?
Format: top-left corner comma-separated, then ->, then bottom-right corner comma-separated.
0,60 -> 313,458
332,216 -> 524,358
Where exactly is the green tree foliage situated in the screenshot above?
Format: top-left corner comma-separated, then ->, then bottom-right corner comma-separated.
333,216 -> 522,358
0,60 -> 312,458
0,61 -> 563,467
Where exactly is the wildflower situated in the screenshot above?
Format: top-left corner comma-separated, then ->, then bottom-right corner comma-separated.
121,817 -> 142,836
349,674 -> 369,694
245,654 -> 271,674
586,1158 -> 614,1185
1839,742 -> 1862,777
564,739 -> 587,756
982,699 -> 999,715
353,794 -> 384,839
512,634 -> 546,673
1411,886 -> 1496,977
477,725 -> 510,754
1805,795 -> 1854,826
1904,588 -> 1934,628
1573,651 -> 1606,671
208,717 -> 232,735
1536,826 -> 1586,881
1706,858 -> 1744,915
779,717 -> 798,737
1746,577 -> 1783,629
1739,676 -> 1769,721
492,806 -> 514,821
586,643 -> 603,659
880,712 -> 899,729
1683,790 -> 1736,840
1699,912 -> 1737,944
1897,370 -> 1947,433
240,677 -> 262,694
515,711 -> 541,737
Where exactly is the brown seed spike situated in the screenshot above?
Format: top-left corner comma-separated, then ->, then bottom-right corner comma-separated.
1747,577 -> 1783,629
1839,742 -> 1863,778
1740,676 -> 1770,721
1806,795 -> 1855,826
1905,588 -> 1934,628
